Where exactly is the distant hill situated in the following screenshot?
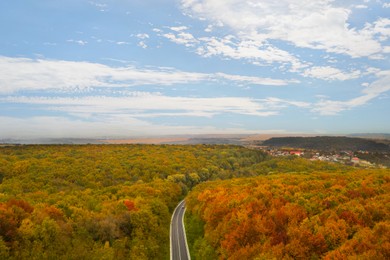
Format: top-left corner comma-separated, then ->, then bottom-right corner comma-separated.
348,133 -> 390,140
262,136 -> 390,152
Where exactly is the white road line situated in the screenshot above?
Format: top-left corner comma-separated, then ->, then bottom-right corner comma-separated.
177,211 -> 182,260
182,206 -> 191,259
170,200 -> 191,260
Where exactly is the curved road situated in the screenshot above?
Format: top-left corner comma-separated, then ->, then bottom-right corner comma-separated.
170,200 -> 191,260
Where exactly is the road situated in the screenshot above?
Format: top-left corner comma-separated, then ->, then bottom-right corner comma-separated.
170,200 -> 191,260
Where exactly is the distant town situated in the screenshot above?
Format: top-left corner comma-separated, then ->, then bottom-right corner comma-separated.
248,145 -> 389,169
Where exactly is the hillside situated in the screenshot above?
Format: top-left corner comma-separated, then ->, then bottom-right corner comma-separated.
348,133 -> 390,140
262,136 -> 390,152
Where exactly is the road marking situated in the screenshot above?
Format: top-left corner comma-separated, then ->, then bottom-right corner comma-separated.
169,200 -> 191,260
182,206 -> 191,259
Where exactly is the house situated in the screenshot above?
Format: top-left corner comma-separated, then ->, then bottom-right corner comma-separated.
290,150 -> 303,156
351,157 -> 360,164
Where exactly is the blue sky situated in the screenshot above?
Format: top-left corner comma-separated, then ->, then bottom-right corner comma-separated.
0,0 -> 389,139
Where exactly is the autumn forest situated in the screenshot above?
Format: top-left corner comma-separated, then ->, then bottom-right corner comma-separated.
0,144 -> 389,259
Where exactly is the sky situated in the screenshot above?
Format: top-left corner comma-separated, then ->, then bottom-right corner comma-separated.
0,0 -> 389,139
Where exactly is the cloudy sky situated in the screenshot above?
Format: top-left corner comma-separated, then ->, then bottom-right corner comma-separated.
1,0 -> 389,139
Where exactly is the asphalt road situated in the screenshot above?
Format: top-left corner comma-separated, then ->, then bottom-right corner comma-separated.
170,200 -> 191,260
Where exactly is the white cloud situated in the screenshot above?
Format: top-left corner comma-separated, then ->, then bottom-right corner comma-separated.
67,39 -> 88,45
171,0 -> 390,73
0,57 -> 201,93
163,31 -> 199,47
138,41 -> 148,48
303,66 -> 361,81
312,71 -> 390,115
136,33 -> 150,39
354,5 -> 368,9
362,70 -> 390,96
198,36 -> 304,67
364,67 -> 382,75
263,97 -> 311,108
88,1 -> 108,12
2,93 -> 305,118
162,29 -> 306,69
383,3 -> 390,8
204,25 -> 213,32
180,0 -> 384,58
0,56 -> 293,93
312,95 -> 375,115
370,18 -> 390,41
169,26 -> 189,32
0,93 -> 307,138
135,34 -> 149,48
215,73 -> 299,86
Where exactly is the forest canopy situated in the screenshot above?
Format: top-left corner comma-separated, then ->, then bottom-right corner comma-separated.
0,144 -> 388,259
186,169 -> 390,259
0,144 -> 269,259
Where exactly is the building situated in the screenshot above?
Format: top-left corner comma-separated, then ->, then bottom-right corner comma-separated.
351,157 -> 360,164
290,151 -> 303,156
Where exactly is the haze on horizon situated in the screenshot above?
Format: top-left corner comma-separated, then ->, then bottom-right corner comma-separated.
1,0 -> 389,139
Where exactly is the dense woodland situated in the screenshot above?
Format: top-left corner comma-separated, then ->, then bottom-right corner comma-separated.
0,144 -> 388,259
186,169 -> 390,259
0,144 -> 270,259
262,136 -> 390,152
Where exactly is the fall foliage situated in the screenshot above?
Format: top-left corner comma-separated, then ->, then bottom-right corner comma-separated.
0,144 -> 268,259
186,169 -> 390,259
1,144 -> 388,259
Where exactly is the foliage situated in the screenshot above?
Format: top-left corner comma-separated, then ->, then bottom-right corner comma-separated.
186,169 -> 390,259
0,144 -> 268,259
184,211 -> 217,260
